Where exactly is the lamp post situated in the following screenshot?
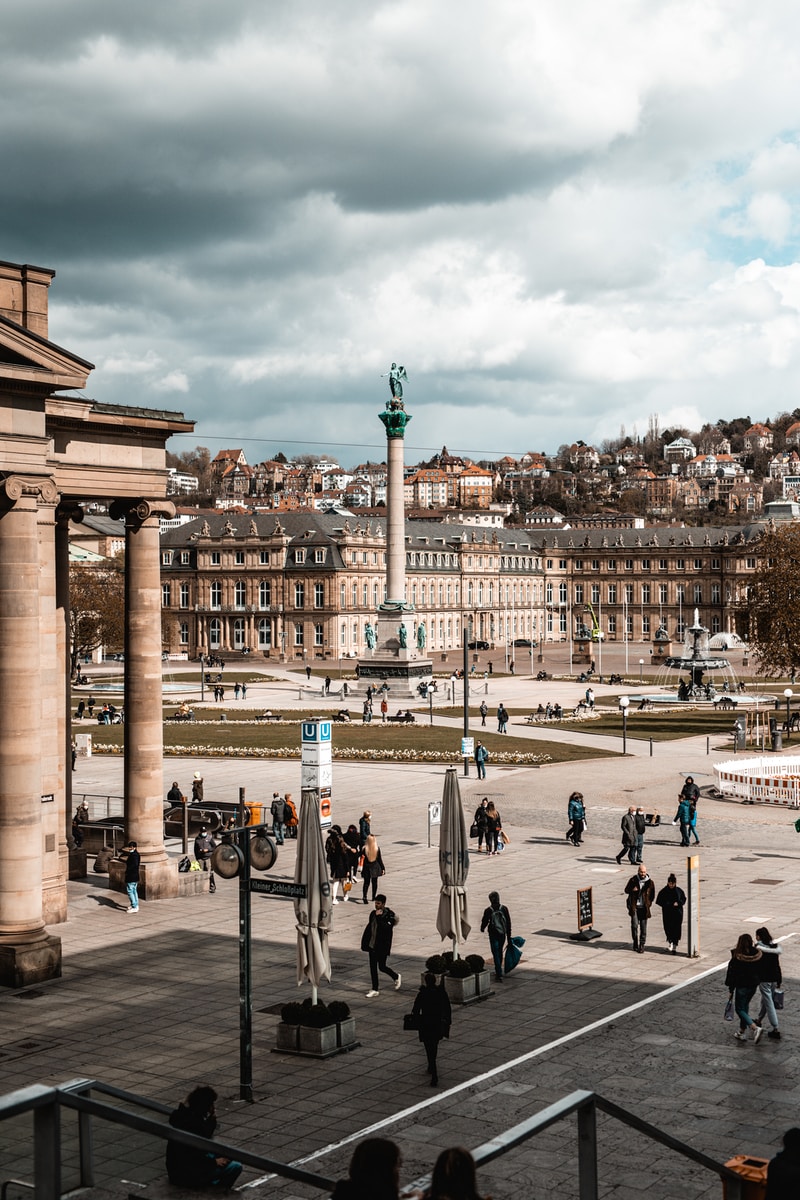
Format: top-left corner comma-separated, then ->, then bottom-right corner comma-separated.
200,651 -> 205,702
619,694 -> 630,754
639,658 -> 644,685
785,687 -> 793,741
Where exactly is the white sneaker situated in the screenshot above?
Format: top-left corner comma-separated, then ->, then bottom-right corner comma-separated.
366,989 -> 379,998
127,907 -> 139,914
734,1030 -> 747,1041
332,899 -> 339,905
394,973 -> 402,990
753,1024 -> 764,1044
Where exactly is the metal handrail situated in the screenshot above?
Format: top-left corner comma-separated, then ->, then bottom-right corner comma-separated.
0,1080 -> 748,1200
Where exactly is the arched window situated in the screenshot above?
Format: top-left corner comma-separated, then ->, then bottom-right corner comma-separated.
258,618 -> 271,648
233,618 -> 245,649
209,618 -> 221,649
234,581 -> 246,609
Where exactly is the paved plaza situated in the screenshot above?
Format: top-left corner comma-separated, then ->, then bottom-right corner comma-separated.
2,665 -> 799,1199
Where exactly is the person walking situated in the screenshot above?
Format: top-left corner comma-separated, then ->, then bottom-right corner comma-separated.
270,791 -> 286,846
615,806 -> 637,864
167,780 -> 183,808
624,863 -> 655,952
479,700 -> 488,727
361,894 -> 400,996
166,1085 -> 242,1189
326,826 -> 358,904
673,794 -> 692,846
411,972 -> 452,1087
655,872 -> 686,953
191,771 -> 203,803
361,832 -> 385,903
358,810 -> 371,848
483,801 -> 502,855
496,703 -> 508,734
754,926 -> 783,1040
234,681 -> 240,700
566,791 -> 586,847
473,798 -> 489,852
480,890 -> 511,982
380,696 -> 388,722
725,933 -> 763,1042
119,840 -> 141,912
194,826 -> 217,892
688,797 -> 700,845
306,665 -> 312,681
474,741 -> 488,780
634,806 -> 646,863
324,674 -> 332,695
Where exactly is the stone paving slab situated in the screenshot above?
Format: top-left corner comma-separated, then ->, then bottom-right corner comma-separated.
1,737 -> 799,1198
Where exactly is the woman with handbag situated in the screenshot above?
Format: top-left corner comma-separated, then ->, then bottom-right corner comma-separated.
755,926 -> 783,1040
361,833 -> 385,903
410,972 -> 452,1086
724,933 -> 763,1043
326,826 -> 358,904
483,802 -> 502,856
472,798 -> 489,852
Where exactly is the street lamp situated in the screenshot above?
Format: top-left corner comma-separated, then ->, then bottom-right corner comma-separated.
619,694 -> 630,754
639,658 -> 644,685
785,687 -> 793,741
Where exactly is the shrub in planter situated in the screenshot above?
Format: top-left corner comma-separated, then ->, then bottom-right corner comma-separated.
280,1002 -> 304,1026
328,1001 -> 351,1023
448,957 -> 473,978
441,951 -> 455,970
465,954 -> 485,974
425,953 -> 446,974
298,1001 -> 333,1028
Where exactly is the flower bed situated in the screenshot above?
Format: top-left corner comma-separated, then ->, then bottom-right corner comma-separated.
95,743 -> 552,764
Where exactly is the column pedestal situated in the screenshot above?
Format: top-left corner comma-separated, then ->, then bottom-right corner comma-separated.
0,937 -> 62,989
109,857 -> 181,901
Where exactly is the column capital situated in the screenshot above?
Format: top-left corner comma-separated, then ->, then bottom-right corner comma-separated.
0,473 -> 59,510
109,497 -> 176,524
55,502 -> 85,528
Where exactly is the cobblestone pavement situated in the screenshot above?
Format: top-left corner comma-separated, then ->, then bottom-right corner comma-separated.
2,703 -> 798,1199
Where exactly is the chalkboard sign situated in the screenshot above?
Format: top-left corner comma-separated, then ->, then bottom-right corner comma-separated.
577,886 -> 593,931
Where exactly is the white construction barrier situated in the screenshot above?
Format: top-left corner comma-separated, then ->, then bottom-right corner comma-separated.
714,756 -> 800,807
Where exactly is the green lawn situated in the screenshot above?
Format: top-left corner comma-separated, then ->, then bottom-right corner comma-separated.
86,717 -> 617,764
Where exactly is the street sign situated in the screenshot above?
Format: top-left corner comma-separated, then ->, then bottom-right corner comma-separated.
249,879 -> 307,898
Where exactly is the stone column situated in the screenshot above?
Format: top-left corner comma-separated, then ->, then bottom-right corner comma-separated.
111,498 -> 178,900
385,431 -> 406,606
56,505 -> 84,883
0,474 -> 62,986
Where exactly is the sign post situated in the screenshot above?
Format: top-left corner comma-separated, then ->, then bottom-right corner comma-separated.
301,719 -> 333,829
686,854 -> 700,957
427,800 -> 442,848
570,886 -> 602,941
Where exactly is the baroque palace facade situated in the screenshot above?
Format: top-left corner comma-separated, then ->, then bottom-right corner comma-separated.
160,511 -> 765,660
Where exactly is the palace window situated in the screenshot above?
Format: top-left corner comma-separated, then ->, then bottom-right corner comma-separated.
260,581 -> 271,608
294,623 -> 304,647
210,582 -> 221,609
315,583 -> 324,608
294,582 -> 305,608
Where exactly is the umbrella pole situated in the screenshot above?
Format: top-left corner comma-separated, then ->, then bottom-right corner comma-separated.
311,983 -> 318,1006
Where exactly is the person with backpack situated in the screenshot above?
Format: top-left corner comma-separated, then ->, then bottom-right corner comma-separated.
474,741 -> 488,780
194,826 -> 217,893
480,891 -> 512,982
271,791 -> 287,845
479,699 -> 488,727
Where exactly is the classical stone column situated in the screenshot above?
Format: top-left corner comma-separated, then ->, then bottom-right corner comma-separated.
56,504 -> 84,883
111,498 -> 178,900
0,474 -> 62,986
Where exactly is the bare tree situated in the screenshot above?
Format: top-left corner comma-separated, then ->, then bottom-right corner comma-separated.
747,525 -> 800,675
69,562 -> 125,678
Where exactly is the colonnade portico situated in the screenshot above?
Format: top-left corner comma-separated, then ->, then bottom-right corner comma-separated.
0,257 -> 194,986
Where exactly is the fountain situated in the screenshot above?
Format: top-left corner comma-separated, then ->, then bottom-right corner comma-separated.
642,609 -> 775,707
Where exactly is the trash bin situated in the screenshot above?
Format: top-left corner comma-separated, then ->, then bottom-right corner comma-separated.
721,1155 -> 768,1200
772,730 -> 783,753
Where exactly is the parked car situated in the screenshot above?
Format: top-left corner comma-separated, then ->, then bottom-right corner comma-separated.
467,640 -> 490,650
513,638 -> 537,647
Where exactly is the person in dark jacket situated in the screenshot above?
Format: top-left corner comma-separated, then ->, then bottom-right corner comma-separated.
624,864 -> 655,952
330,1138 -> 400,1200
358,810 -> 371,848
194,826 -> 217,893
326,826 -> 358,904
473,798 -> 489,852
673,796 -> 692,846
480,891 -> 511,981
655,873 -> 686,953
615,807 -> 637,864
167,780 -> 183,807
766,1127 -> 800,1198
411,972 -> 452,1086
119,840 -> 141,913
165,1085 -> 242,1189
361,895 -> 400,996
755,926 -> 782,1040
566,792 -> 586,846
360,833 -> 385,903
724,933 -> 763,1042
483,802 -> 502,856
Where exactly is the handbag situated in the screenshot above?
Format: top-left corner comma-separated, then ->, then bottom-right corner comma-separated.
403,1012 -> 419,1031
343,880 -> 352,894
469,822 -> 479,838
504,935 -> 525,974
774,988 -> 784,1011
499,830 -> 510,845
724,996 -> 734,1022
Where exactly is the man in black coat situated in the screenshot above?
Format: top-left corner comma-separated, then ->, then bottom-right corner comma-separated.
480,890 -> 511,982
624,864 -> 655,953
361,895 -> 400,997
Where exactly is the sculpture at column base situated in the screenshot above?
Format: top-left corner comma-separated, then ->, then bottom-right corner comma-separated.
0,935 -> 62,988
354,610 -> 433,699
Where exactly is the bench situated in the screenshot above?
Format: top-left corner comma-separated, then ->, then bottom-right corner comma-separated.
713,696 -> 737,710
255,712 -> 281,722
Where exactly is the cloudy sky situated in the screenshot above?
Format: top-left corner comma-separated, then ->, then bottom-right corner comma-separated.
4,1 -> 800,466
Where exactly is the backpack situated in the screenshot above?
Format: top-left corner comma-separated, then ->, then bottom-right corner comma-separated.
489,907 -> 506,937
283,801 -> 293,823
178,855 -> 191,873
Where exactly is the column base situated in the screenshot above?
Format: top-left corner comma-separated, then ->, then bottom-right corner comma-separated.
109,857 -> 180,901
42,879 -> 68,925
0,935 -> 62,988
353,656 -> 433,700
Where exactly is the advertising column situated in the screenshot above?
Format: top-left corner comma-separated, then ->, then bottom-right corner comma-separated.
301,719 -> 333,829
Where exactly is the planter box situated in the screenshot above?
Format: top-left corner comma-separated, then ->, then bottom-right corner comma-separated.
444,973 -> 477,1005
336,1017 -> 357,1048
475,969 -> 492,998
275,1023 -> 299,1052
299,1024 -> 338,1057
